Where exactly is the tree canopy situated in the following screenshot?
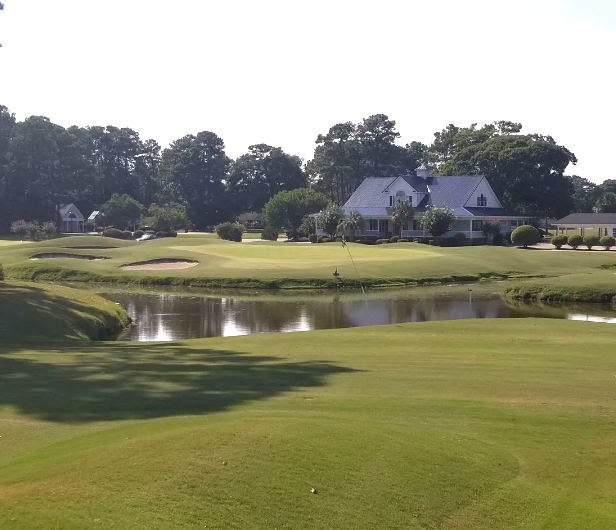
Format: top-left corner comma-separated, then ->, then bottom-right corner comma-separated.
263,188 -> 330,235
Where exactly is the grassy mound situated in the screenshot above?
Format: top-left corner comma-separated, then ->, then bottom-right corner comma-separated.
0,281 -> 130,342
2,319 -> 616,528
2,234 -> 616,289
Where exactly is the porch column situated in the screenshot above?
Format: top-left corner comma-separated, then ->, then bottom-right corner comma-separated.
469,218 -> 473,238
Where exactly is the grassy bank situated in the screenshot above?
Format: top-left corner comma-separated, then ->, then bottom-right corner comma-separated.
505,271 -> 616,304
2,234 -> 616,289
0,281 -> 130,342
2,319 -> 616,528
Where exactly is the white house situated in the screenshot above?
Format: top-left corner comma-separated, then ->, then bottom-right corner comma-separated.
343,167 -> 532,240
59,203 -> 85,233
553,213 -> 616,238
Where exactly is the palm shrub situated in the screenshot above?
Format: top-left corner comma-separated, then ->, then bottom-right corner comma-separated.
420,207 -> 455,241
551,234 -> 568,249
318,205 -> 344,237
511,225 -> 541,248
600,235 -> 615,250
568,234 -> 583,250
389,200 -> 414,238
583,234 -> 600,250
337,211 -> 365,241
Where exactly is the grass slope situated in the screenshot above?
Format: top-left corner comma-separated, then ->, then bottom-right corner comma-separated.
2,319 -> 616,528
0,281 -> 130,342
2,235 -> 616,288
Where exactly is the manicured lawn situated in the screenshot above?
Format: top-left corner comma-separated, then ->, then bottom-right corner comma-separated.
2,235 -> 616,287
2,319 -> 616,528
0,281 -> 129,341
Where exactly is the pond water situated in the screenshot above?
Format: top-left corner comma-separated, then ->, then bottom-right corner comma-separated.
99,288 -> 616,342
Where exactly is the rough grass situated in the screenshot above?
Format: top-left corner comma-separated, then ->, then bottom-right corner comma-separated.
0,281 -> 130,341
2,235 -> 616,289
2,319 -> 616,528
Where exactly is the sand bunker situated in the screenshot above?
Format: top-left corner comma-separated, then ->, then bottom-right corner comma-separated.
68,245 -> 118,250
30,253 -> 108,260
121,259 -> 198,271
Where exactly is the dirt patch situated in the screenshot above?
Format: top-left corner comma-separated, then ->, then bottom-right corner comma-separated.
30,253 -> 109,260
120,259 -> 198,271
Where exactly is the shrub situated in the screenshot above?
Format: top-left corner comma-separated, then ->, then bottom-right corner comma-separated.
568,234 -> 583,250
40,221 -> 57,239
413,238 -> 421,243
309,234 -> 318,244
123,230 -> 135,240
600,235 -> 616,250
335,237 -> 343,242
133,230 -> 145,239
317,235 -> 325,243
398,238 -> 410,243
389,236 -> 399,243
261,225 -> 279,241
322,237 -> 336,243
583,234 -> 600,250
10,220 -> 29,239
0,264 -> 3,281
511,225 -> 541,248
103,228 -> 125,240
493,232 -> 505,246
454,232 -> 467,246
216,222 -> 244,242
551,234 -> 568,249
376,238 -> 389,244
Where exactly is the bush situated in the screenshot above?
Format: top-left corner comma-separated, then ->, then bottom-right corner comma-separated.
10,220 -> 29,239
156,231 -> 177,239
600,235 -> 616,250
454,232 -> 467,246
216,222 -> 244,242
398,238 -> 410,243
376,238 -> 389,244
261,225 -> 279,241
511,225 -> 541,248
413,238 -> 421,243
322,237 -> 336,243
41,221 -> 57,239
551,234 -> 568,249
133,230 -> 144,239
0,264 -> 3,281
389,236 -> 399,243
493,232 -> 505,246
103,228 -> 125,240
583,234 -> 600,250
309,234 -> 318,244
317,235 -> 325,243
335,237 -> 343,242
123,230 -> 135,240
568,234 -> 583,250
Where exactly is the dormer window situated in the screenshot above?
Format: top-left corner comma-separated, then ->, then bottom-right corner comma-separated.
477,194 -> 487,207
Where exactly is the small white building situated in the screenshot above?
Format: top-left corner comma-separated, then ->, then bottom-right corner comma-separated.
553,213 -> 616,238
59,203 -> 85,233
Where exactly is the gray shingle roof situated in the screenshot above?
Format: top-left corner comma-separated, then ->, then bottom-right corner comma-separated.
555,213 -> 616,225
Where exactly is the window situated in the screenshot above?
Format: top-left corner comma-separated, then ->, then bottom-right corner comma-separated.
613,228 -> 616,237
472,220 -> 483,232
476,194 -> 487,207
402,222 -> 409,231
389,196 -> 393,206
413,220 -> 420,231
510,220 -> 518,228
369,219 -> 378,231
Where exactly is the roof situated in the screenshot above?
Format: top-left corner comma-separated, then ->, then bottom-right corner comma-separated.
88,210 -> 100,221
59,203 -> 84,219
343,176 -> 529,218
555,213 -> 616,225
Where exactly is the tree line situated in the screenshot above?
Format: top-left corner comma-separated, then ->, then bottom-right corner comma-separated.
0,103 -> 612,234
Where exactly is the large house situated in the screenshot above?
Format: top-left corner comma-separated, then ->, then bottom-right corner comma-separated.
59,203 -> 85,233
342,167 -> 531,240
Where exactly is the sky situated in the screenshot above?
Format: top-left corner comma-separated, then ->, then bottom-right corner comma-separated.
1,0 -> 615,183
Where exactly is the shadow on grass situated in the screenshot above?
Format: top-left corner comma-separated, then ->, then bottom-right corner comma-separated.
0,282 -> 126,342
0,342 -> 357,423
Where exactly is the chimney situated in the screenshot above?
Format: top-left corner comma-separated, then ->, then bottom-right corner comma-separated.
416,165 -> 430,180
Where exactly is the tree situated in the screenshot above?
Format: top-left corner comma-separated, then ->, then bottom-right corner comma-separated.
593,192 -> 616,214
318,205 -> 344,237
420,207 -> 455,239
481,219 -> 502,243
355,114 -> 401,178
338,211 -> 365,241
263,188 -> 330,236
566,175 -> 597,213
159,131 -> 230,228
389,200 -> 414,238
228,144 -> 306,215
142,202 -> 189,231
511,225 -> 541,248
100,194 -> 144,229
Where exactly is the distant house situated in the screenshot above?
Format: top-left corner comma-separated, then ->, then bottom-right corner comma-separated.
59,203 -> 85,233
553,213 -> 616,237
342,167 -> 532,240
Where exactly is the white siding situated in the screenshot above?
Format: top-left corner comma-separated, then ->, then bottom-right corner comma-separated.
464,178 -> 502,208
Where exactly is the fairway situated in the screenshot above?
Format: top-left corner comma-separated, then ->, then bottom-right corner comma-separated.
2,319 -> 616,528
2,235 -> 616,286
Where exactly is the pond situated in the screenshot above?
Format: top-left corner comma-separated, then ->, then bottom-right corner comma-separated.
99,286 -> 616,342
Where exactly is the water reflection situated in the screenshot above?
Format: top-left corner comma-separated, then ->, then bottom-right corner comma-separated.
99,290 -> 616,342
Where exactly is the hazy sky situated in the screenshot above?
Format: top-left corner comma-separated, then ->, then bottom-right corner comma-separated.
1,0 -> 614,182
